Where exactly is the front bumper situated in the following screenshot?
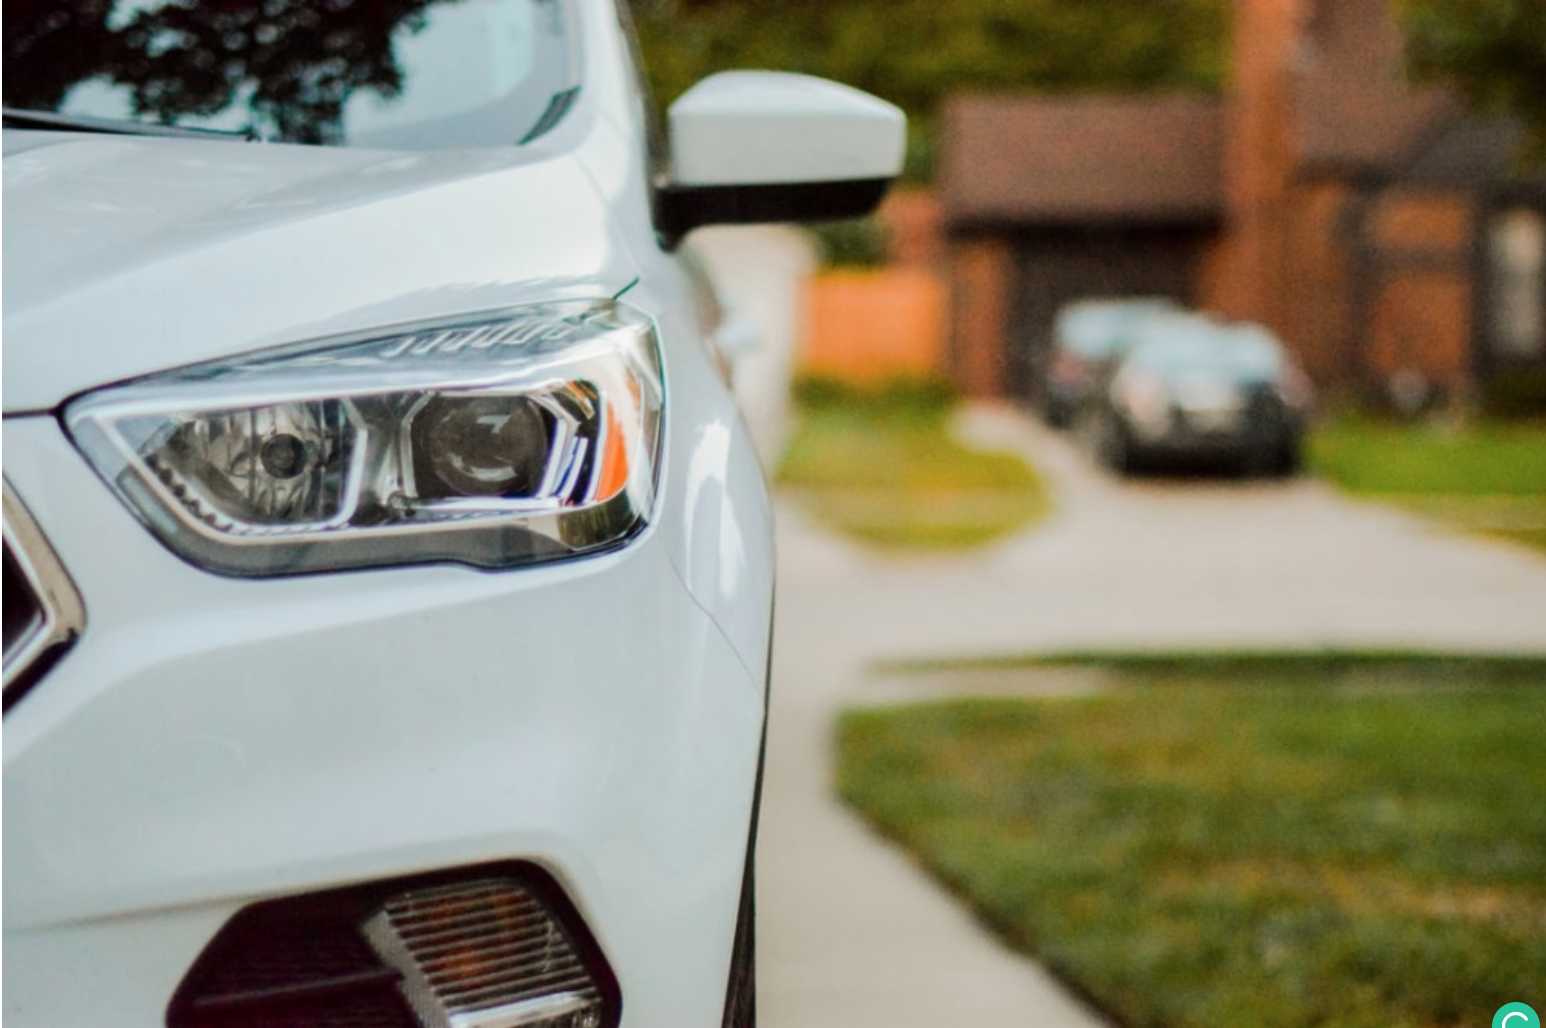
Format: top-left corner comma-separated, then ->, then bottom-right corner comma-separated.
2,415 -> 764,1028
1126,402 -> 1302,465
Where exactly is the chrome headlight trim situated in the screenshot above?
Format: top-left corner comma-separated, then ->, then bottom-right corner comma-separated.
65,300 -> 665,577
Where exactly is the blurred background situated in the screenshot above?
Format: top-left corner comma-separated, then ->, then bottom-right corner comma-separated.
9,1 -> 1539,1025
631,2 -> 1546,1027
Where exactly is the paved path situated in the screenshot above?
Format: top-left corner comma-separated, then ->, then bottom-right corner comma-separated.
757,403 -> 1546,1028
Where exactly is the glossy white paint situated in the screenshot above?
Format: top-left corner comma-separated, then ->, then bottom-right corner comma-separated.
0,131 -> 629,413
668,71 -> 906,187
0,0 -> 892,1023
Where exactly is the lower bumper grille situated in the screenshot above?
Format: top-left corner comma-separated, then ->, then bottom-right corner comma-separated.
365,880 -> 605,1028
168,864 -> 619,1028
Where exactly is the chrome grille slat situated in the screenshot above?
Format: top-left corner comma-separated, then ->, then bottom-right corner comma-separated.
417,945 -> 583,982
390,905 -> 548,939
436,963 -> 592,1004
445,992 -> 592,1028
2,483 -> 85,709
442,964 -> 596,1007
384,883 -> 544,915
395,922 -> 559,958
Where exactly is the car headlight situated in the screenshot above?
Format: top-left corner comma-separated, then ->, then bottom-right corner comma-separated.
66,301 -> 664,576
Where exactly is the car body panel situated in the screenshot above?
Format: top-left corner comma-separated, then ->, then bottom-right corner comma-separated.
1,128 -> 629,413
1,415 -> 762,1028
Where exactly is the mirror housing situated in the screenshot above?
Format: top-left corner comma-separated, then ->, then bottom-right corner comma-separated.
655,72 -> 906,247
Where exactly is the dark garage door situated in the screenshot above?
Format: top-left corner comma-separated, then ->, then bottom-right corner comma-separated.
1005,225 -> 1213,406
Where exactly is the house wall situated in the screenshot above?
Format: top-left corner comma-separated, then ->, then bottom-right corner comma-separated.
1361,190 -> 1477,389
1275,180 -> 1358,386
947,235 -> 1014,396
881,189 -> 944,271
1205,0 -> 1478,396
937,0 -> 1495,401
1208,0 -> 1303,330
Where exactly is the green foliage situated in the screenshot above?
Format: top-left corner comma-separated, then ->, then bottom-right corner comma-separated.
1396,0 -> 1546,160
629,0 -> 1228,181
789,374 -> 955,413
1309,416 -> 1546,552
877,648 -> 1546,680
838,655 -> 1546,1028
1309,417 -> 1546,497
777,380 -> 1048,548
810,217 -> 888,269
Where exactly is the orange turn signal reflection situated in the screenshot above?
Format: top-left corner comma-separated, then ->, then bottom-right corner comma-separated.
592,403 -> 631,503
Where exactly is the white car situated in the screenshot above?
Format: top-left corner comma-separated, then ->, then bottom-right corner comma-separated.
0,3 -> 904,1026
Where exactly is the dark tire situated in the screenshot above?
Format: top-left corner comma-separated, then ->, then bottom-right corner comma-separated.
1275,440 -> 1303,477
1043,400 -> 1070,430
721,852 -> 755,1028
1097,412 -> 1132,474
1246,439 -> 1301,479
1075,407 -> 1128,473
1237,446 -> 1271,479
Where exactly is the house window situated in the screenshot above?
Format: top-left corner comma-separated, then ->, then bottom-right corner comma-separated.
1489,207 -> 1546,360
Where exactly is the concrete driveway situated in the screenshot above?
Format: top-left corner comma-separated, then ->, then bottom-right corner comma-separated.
758,404 -> 1546,1028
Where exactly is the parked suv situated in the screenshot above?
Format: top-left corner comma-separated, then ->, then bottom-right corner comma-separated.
1,3 -> 904,1027
1045,297 -> 1179,428
1078,314 -> 1312,476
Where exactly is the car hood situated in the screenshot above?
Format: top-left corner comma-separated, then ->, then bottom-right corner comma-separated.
2,130 -> 634,412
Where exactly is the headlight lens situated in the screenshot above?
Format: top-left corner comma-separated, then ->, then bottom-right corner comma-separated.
67,301 -> 664,576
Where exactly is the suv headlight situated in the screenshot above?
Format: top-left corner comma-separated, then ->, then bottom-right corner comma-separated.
67,301 -> 663,576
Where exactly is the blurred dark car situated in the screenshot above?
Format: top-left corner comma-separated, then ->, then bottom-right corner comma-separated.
1077,315 -> 1313,476
1045,297 -> 1180,427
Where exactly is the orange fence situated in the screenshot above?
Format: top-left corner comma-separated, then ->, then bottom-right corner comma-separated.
798,269 -> 947,383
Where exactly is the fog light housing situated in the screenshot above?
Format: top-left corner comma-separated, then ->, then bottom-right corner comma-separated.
167,864 -> 620,1028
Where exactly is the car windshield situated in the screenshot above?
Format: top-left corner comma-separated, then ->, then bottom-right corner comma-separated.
2,0 -> 578,149
1056,299 -> 1178,359
1130,321 -> 1286,382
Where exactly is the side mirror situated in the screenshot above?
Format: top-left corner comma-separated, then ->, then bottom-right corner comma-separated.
654,71 -> 906,247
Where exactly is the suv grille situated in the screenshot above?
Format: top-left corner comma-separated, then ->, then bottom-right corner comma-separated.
3,483 -> 85,711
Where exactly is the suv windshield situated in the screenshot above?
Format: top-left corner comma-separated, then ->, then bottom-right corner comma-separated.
2,0 -> 578,149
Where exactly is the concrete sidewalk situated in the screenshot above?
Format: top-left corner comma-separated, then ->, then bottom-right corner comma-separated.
757,403 -> 1546,1028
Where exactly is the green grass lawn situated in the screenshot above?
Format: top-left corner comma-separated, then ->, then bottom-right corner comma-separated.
776,382 -> 1048,549
838,653 -> 1546,1028
1309,418 -> 1546,552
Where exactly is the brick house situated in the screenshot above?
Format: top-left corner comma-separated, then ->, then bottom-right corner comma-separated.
940,0 -> 1546,407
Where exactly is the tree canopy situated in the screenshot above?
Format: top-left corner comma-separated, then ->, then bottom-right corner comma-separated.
1396,0 -> 1546,159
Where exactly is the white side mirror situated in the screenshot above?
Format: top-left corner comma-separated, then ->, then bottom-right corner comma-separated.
670,71 -> 905,186
655,71 -> 907,246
